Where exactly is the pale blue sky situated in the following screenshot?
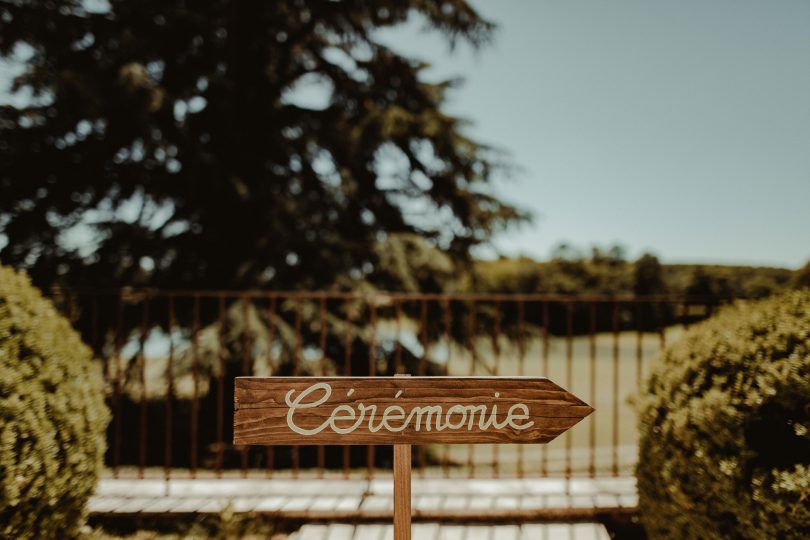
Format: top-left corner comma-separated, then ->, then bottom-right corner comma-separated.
379,0 -> 810,268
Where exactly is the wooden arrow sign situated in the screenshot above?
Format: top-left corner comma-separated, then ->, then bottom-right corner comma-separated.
234,376 -> 593,446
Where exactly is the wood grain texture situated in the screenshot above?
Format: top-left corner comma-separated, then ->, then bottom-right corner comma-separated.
393,444 -> 411,540
234,377 -> 593,446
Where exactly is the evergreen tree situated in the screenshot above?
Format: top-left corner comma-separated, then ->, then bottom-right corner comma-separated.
0,0 -> 524,292
0,3 -> 529,472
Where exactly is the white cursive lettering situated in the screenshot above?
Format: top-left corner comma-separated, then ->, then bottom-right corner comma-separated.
284,383 -> 536,436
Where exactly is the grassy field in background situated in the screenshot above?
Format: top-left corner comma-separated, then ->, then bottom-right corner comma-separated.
435,327 -> 686,476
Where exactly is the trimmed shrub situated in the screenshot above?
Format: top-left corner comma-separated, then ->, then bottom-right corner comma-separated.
637,290 -> 810,539
0,265 -> 109,539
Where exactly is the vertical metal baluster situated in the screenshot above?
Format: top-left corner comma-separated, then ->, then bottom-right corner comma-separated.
612,301 -> 620,477
138,297 -> 149,479
467,299 -> 477,479
292,297 -> 302,478
89,294 -> 108,469
190,294 -> 200,479
266,296 -> 277,478
367,301 -> 377,481
216,294 -> 226,478
165,295 -> 175,482
418,299 -> 428,478
442,298 -> 452,478
240,296 -> 251,477
517,299 -> 525,478
541,300 -> 549,477
394,299 -> 403,375
317,295 -> 327,477
294,298 -> 303,374
636,302 -> 643,387
342,297 -> 353,479
113,293 -> 124,479
589,302 -> 597,478
319,295 -> 328,377
565,301 -> 573,479
419,299 -> 428,380
492,300 -> 501,478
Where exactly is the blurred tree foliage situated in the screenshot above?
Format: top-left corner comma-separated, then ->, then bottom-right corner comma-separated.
0,0 -> 523,293
633,253 -> 665,296
471,245 -> 795,300
468,246 -> 797,334
791,260 -> 810,289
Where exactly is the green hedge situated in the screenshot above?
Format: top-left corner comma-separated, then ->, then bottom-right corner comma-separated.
637,290 -> 810,539
0,265 -> 109,539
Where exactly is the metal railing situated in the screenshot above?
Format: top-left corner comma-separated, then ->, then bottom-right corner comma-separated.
53,289 -> 731,480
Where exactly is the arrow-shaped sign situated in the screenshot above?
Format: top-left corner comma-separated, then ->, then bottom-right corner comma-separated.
234,376 -> 593,446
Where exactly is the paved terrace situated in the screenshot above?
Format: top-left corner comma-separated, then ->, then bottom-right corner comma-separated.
288,523 -> 611,540
90,476 -> 636,520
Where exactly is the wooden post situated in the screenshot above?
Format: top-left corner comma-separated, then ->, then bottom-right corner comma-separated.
393,444 -> 412,540
393,373 -> 411,540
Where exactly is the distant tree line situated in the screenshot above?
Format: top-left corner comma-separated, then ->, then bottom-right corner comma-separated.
463,244 -> 804,335
468,243 -> 800,300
